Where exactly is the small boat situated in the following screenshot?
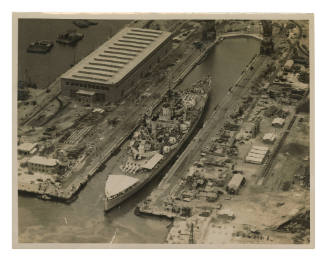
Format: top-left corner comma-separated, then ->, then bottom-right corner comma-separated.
27,40 -> 53,54
56,30 -> 84,45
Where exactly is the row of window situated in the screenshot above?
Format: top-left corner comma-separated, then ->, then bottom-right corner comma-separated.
65,81 -> 109,91
29,163 -> 56,173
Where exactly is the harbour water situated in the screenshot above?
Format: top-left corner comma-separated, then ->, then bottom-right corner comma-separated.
17,20 -> 260,243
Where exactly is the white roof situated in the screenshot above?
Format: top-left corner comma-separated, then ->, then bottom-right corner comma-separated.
252,145 -> 269,151
228,174 -> 245,188
28,156 -> 57,166
142,153 -> 164,170
250,149 -> 268,155
105,175 -> 139,197
247,152 -> 265,159
263,133 -> 276,141
18,142 -> 37,152
272,117 -> 285,125
284,59 -> 294,67
246,156 -> 264,164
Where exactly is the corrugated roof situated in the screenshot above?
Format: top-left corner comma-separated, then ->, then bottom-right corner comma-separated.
245,156 -> 264,164
250,148 -> 268,155
247,152 -> 265,159
252,145 -> 269,151
61,27 -> 171,85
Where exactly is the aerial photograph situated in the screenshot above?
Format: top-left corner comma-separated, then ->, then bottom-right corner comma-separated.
13,15 -> 312,247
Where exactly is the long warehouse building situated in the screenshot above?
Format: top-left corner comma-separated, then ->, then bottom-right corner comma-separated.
60,27 -> 172,104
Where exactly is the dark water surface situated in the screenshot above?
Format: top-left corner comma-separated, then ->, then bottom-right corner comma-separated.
17,20 -> 260,243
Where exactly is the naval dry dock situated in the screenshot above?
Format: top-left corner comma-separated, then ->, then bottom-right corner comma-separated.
60,27 -> 172,104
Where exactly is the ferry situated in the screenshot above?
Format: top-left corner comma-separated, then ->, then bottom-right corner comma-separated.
104,76 -> 211,211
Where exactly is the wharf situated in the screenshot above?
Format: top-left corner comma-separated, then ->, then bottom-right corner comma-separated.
18,33 -> 219,202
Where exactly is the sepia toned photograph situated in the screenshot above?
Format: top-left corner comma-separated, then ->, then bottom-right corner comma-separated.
12,13 -> 314,248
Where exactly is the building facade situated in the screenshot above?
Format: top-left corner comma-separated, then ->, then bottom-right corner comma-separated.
60,27 -> 172,104
27,156 -> 59,174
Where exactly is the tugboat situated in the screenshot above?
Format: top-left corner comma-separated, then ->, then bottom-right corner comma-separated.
104,76 -> 212,211
27,40 -> 53,54
56,30 -> 84,45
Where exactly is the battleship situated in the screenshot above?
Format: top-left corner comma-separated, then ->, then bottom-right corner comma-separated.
104,76 -> 211,211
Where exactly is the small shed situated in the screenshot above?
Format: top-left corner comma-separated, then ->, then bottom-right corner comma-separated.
226,174 -> 246,194
272,117 -> 285,128
18,143 -> 38,155
246,155 -> 265,164
245,145 -> 269,165
263,133 -> 276,143
284,59 -> 294,70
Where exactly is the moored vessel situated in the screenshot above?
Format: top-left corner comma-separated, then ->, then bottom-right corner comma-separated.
56,30 -> 84,45
27,40 -> 54,54
104,76 -> 212,211
73,20 -> 98,28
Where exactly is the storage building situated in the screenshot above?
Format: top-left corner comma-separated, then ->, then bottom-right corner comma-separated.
226,174 -> 246,194
27,156 -> 59,174
245,145 -> 269,165
61,27 -> 172,104
18,143 -> 38,155
263,133 -> 276,143
272,117 -> 285,128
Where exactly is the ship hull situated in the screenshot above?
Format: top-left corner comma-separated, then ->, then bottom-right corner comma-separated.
56,39 -> 82,45
27,44 -> 53,54
104,90 -> 210,212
